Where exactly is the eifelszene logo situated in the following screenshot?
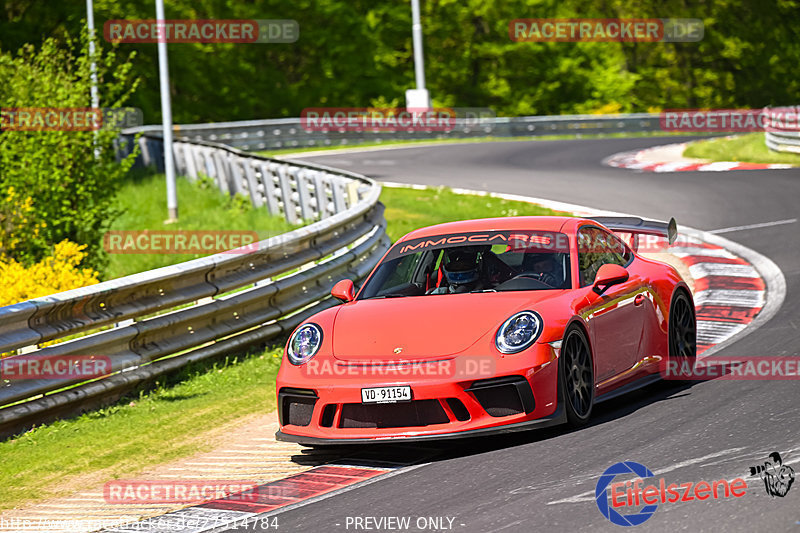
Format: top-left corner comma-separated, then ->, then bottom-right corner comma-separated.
595,461 -> 748,526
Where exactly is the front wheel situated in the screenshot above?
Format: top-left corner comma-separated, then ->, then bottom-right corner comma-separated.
560,326 -> 594,427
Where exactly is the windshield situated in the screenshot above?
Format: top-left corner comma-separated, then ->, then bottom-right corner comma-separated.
359,230 -> 571,299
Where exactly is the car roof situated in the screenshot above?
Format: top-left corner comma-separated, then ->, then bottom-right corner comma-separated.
397,216 -> 581,242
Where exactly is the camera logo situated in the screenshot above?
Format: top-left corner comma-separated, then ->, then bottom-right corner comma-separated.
595,461 -> 658,527
749,452 -> 795,498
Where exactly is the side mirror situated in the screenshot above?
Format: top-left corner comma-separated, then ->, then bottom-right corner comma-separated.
592,264 -> 629,295
331,279 -> 355,302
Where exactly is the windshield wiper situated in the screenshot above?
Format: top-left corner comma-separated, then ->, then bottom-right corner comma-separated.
366,293 -> 413,299
470,289 -> 497,293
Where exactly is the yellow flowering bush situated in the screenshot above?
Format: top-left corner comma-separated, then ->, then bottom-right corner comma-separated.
0,240 -> 99,307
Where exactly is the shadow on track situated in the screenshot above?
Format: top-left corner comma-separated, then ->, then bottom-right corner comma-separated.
286,378 -> 701,469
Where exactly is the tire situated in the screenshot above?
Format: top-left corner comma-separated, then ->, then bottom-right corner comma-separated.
667,290 -> 697,381
560,326 -> 594,427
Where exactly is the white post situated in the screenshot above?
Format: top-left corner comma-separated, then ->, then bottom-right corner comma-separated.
411,0 -> 426,91
86,0 -> 99,110
406,0 -> 431,110
86,0 -> 100,158
156,0 -> 178,221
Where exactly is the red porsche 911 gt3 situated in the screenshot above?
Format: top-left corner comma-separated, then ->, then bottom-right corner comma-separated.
275,215 -> 696,444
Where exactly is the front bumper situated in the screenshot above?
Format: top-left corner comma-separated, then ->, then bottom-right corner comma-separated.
275,343 -> 562,443
275,404 -> 565,445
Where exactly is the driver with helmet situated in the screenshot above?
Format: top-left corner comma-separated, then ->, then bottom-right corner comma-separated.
427,247 -> 486,294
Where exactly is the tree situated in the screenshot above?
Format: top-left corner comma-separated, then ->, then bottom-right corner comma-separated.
0,32 -> 140,269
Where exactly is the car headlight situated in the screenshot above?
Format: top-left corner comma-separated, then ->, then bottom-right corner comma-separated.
495,311 -> 542,354
287,323 -> 323,365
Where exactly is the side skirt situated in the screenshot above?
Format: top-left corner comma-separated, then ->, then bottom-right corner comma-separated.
594,373 -> 662,404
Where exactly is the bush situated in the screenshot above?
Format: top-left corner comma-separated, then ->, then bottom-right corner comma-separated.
0,240 -> 99,307
0,32 -> 139,270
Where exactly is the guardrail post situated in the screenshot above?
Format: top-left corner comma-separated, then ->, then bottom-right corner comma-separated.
242,161 -> 263,208
277,166 -> 299,224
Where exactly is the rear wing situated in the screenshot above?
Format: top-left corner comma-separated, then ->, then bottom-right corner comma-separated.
587,216 -> 678,248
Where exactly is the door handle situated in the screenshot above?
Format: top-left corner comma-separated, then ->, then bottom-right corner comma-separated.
634,294 -> 646,306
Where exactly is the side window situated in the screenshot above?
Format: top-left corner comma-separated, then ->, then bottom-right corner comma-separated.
578,227 -> 603,286
578,227 -> 632,287
603,231 -> 632,267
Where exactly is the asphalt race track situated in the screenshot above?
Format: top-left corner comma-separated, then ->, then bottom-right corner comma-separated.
237,136 -> 799,532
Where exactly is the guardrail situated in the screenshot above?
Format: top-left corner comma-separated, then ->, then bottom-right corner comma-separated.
123,112 -> 664,152
0,135 -> 390,438
764,106 -> 800,154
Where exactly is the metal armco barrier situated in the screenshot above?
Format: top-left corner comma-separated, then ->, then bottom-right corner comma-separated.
122,112 -> 664,152
0,136 -> 390,437
764,106 -> 800,153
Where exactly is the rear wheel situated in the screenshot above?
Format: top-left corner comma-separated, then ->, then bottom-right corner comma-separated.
560,326 -> 594,427
668,290 -> 697,379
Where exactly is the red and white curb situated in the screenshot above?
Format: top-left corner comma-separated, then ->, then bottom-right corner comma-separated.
603,142 -> 794,172
101,465 -> 395,533
663,238 -> 765,353
99,453 -> 433,533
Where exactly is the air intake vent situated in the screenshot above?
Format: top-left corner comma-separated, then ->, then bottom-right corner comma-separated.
320,404 -> 337,427
466,376 -> 535,417
446,398 -> 470,421
278,388 -> 318,427
339,400 -> 449,429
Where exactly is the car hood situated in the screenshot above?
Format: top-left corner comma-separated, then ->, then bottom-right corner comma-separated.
331,292 -> 565,362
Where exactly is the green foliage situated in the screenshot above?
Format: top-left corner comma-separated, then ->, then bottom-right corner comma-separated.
684,133 -> 800,165
0,32 -> 140,269
2,1 -> 798,124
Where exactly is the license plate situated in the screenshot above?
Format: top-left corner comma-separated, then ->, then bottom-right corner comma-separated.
361,386 -> 412,404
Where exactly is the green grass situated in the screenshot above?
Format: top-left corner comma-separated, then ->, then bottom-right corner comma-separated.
683,133 -> 800,165
105,173 -> 297,280
257,130 -> 701,158
380,186 -> 564,242
1,184 -> 565,511
0,347 -> 282,510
